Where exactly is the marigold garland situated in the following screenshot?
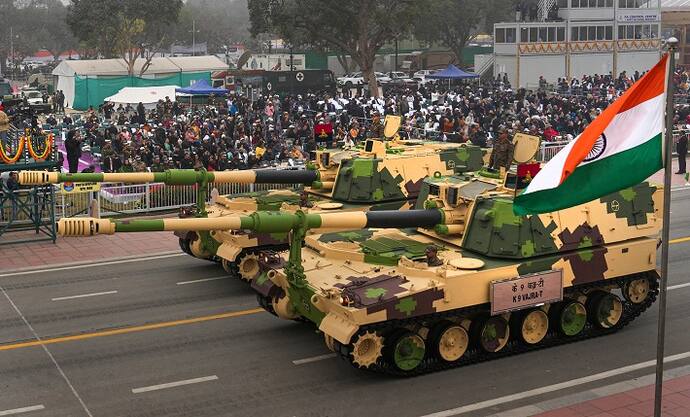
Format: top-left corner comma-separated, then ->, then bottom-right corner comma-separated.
0,136 -> 25,164
27,134 -> 53,161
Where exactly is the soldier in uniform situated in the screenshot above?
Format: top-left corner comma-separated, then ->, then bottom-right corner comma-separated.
425,245 -> 443,267
489,127 -> 515,172
367,111 -> 385,139
299,191 -> 313,208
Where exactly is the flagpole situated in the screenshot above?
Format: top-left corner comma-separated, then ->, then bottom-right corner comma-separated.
654,37 -> 677,417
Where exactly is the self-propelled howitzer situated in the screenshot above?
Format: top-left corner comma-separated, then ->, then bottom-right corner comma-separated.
59,175 -> 663,376
22,139 -> 486,281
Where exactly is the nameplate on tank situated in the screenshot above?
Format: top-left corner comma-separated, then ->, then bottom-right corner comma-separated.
490,270 -> 563,315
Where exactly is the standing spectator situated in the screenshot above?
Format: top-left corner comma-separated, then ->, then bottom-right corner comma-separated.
0,104 -> 9,150
676,127 -> 688,175
65,129 -> 82,173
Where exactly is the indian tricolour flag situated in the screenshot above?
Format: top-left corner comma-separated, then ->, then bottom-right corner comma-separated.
514,53 -> 669,215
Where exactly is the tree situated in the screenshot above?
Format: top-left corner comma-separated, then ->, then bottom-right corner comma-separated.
28,0 -> 77,60
0,1 -> 76,75
414,0 -> 516,66
67,0 -> 121,58
168,0 -> 251,54
67,0 -> 183,74
249,0 -> 418,97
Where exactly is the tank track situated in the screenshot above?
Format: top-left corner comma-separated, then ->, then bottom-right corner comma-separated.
332,271 -> 659,377
257,294 -> 277,316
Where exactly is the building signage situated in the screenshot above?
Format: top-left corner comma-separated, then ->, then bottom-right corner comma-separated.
617,13 -> 659,23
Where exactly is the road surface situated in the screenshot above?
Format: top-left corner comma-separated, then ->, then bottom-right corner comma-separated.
2,192 -> 690,417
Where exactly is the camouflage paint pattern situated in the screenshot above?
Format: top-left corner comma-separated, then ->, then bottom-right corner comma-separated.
194,141 -> 485,264
250,178 -> 662,346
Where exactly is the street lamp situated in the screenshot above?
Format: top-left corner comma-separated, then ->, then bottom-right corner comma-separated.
189,20 -> 200,56
9,27 -> 19,81
394,34 -> 399,73
223,45 -> 230,66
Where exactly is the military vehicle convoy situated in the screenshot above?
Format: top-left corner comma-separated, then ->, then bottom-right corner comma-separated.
55,168 -> 663,376
21,132 -> 485,280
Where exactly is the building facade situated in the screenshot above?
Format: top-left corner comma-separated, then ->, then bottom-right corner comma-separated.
493,0 -> 662,88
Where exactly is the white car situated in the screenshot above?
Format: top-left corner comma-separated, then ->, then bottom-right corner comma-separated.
337,72 -> 391,89
388,71 -> 414,83
22,90 -> 43,105
414,69 -> 438,78
413,76 -> 436,87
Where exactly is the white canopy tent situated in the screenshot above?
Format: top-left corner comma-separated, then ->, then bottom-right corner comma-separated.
104,86 -> 178,109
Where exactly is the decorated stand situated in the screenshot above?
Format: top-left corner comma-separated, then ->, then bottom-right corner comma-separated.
0,126 -> 59,245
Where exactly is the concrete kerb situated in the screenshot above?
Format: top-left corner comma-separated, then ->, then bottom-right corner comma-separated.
0,250 -> 183,276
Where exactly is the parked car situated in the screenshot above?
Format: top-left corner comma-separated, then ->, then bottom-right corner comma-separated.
413,69 -> 438,78
20,89 -> 51,114
386,71 -> 417,88
337,71 -> 392,89
21,90 -> 44,106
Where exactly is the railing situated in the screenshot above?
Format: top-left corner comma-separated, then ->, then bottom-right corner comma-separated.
56,182 -> 301,219
539,139 -> 571,162
476,55 -> 495,78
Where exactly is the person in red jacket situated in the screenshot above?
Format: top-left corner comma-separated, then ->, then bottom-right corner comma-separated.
314,117 -> 333,147
543,124 -> 559,142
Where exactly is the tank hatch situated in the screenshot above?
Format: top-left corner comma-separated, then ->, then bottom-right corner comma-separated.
313,230 -> 429,266
416,175 -> 500,210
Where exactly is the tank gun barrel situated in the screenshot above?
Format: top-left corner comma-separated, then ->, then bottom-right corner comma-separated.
57,210 -> 445,237
20,169 -> 319,186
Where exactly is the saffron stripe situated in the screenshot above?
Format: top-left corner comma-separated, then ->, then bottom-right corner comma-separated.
514,133 -> 662,215
559,54 -> 668,184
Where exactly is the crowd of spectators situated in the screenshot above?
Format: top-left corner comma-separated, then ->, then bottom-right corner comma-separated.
20,66 -> 690,174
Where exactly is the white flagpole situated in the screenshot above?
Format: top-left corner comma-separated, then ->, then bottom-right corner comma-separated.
654,37 -> 678,417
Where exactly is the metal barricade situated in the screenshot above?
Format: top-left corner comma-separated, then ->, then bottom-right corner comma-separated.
55,181 -> 301,219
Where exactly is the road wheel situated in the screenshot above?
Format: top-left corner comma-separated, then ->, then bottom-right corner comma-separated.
350,331 -> 384,369
552,300 -> 587,336
623,278 -> 651,304
472,315 -> 509,353
516,309 -> 549,345
385,330 -> 426,372
587,291 -> 623,329
178,238 -> 192,255
237,252 -> 261,282
272,295 -> 299,320
429,321 -> 468,362
221,258 -> 239,277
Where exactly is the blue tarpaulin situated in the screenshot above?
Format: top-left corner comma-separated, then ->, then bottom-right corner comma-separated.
176,79 -> 228,95
427,64 -> 479,80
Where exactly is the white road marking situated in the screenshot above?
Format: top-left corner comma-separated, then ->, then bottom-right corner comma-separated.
132,375 -> 219,394
0,405 -> 45,416
176,277 -> 227,286
0,287 -> 94,417
669,282 -> 690,291
0,253 -> 184,278
51,290 -> 118,301
419,351 -> 690,417
292,353 -> 337,365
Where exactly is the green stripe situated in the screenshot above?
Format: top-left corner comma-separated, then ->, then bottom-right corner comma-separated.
59,173 -> 105,182
514,133 -> 662,215
114,219 -> 165,232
